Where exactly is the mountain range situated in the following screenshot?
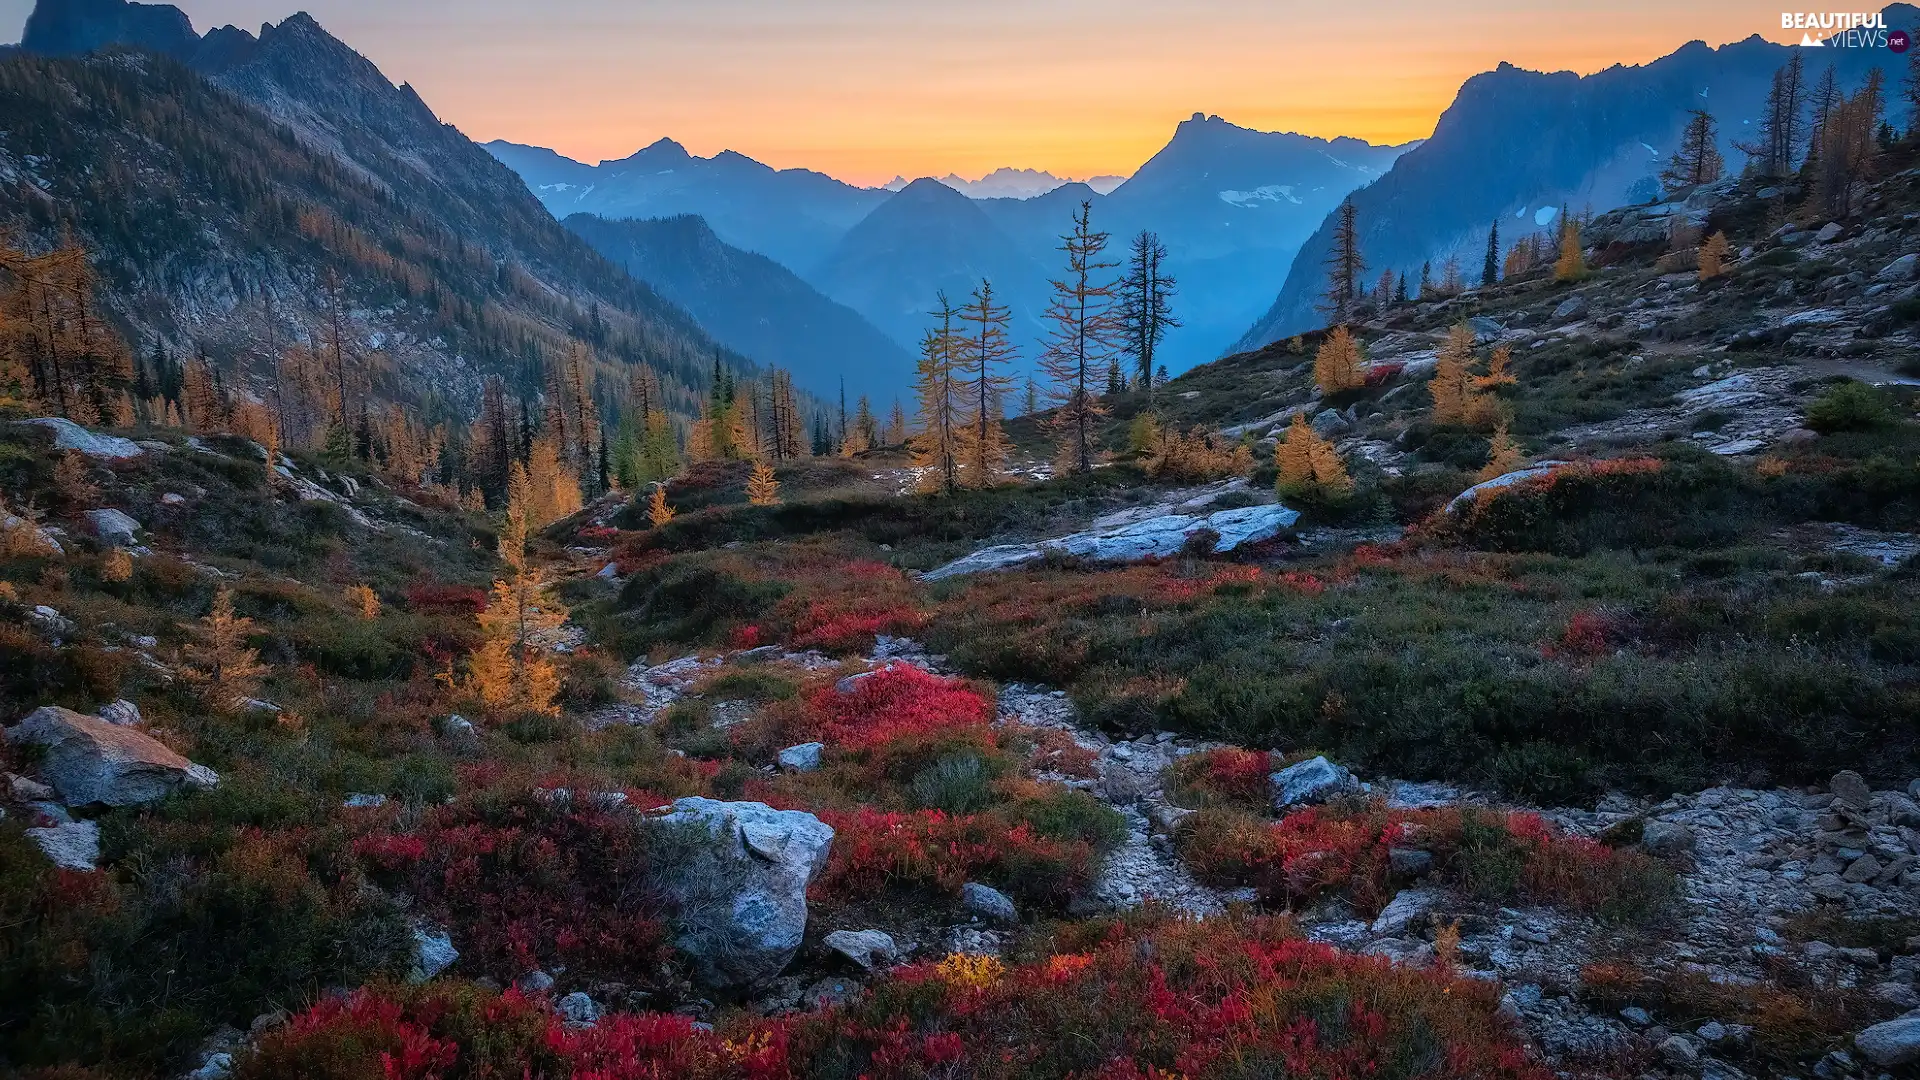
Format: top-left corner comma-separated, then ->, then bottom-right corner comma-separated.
491,117 -> 1415,381
563,214 -> 915,405
882,168 -> 1129,199
1236,13 -> 1920,349
8,0 -> 800,423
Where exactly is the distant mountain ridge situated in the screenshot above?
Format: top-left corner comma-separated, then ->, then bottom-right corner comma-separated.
494,117 -> 1413,377
879,168 -> 1128,199
564,214 -> 915,404
1235,13 -> 1919,349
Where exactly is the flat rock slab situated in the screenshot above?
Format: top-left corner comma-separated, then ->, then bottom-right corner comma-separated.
17,417 -> 143,459
924,502 -> 1300,581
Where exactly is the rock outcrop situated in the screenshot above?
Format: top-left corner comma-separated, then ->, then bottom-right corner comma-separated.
16,417 -> 144,459
5,706 -> 218,807
923,503 -> 1300,581
653,797 -> 834,989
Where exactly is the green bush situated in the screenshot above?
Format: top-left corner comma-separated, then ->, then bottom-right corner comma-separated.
1804,381 -> 1893,433
909,752 -> 1000,814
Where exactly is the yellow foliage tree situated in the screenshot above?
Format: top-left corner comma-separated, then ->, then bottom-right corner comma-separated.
101,547 -> 133,583
1553,216 -> 1587,282
1276,414 -> 1351,500
746,462 -> 780,506
1697,231 -> 1731,281
184,587 -> 269,712
465,487 -> 564,718
646,484 -> 676,527
1275,414 -> 1316,494
1313,326 -> 1365,395
1429,324 -> 1480,426
1478,420 -> 1526,482
1466,343 -> 1517,429
346,583 -> 380,619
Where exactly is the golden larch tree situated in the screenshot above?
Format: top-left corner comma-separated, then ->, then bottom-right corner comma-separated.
184,587 -> 269,712
746,461 -> 780,506
1313,326 -> 1365,395
955,281 -> 1017,487
1478,420 -> 1526,482
1553,215 -> 1587,282
1698,232 -> 1731,281
646,484 -> 676,527
1429,324 -> 1480,426
911,297 -> 963,494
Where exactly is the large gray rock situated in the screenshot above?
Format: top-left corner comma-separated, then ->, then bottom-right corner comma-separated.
408,926 -> 459,982
84,508 -> 141,546
6,706 -> 218,806
654,797 -> 834,988
1830,770 -> 1871,811
1877,254 -> 1918,282
1270,756 -> 1361,809
1642,820 -> 1696,857
17,417 -> 143,459
1552,295 -> 1590,322
1855,1017 -> 1920,1067
27,819 -> 100,870
1466,316 -> 1504,344
961,881 -> 1019,924
777,742 -> 824,772
924,503 -> 1300,581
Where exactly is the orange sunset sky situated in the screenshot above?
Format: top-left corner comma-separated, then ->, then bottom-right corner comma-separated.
7,0 -> 1827,185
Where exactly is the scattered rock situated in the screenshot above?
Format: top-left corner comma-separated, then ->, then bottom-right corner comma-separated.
1831,770 -> 1872,811
27,819 -> 100,870
1813,221 -> 1843,244
160,492 -> 188,506
1659,1034 -> 1701,1067
516,970 -> 555,994
6,705 -> 218,806
1309,409 -> 1350,438
1642,820 -> 1696,857
961,881 -> 1019,924
1388,847 -> 1433,877
823,929 -> 897,971
1878,253 -> 1918,282
654,797 -> 835,988
342,793 -> 388,809
9,773 -> 54,801
97,699 -> 142,727
185,1051 -> 235,1080
556,991 -> 601,1025
1371,887 -> 1440,937
84,508 -> 141,546
408,926 -> 459,982
777,742 -> 825,773
1444,462 -> 1570,514
15,417 -> 143,459
443,714 -> 476,737
1467,316 -> 1505,344
1855,1016 -> 1920,1067
1552,295 -> 1590,322
1270,756 -> 1361,809
1620,1006 -> 1653,1027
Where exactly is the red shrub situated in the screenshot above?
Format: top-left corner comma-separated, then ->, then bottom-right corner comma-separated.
353,792 -> 669,981
1364,361 -> 1406,387
805,664 -> 994,751
1181,802 -> 1674,919
249,912 -> 1548,1080
816,806 -> 1097,906
1168,747 -> 1274,808
404,582 -> 489,617
1544,609 -> 1614,659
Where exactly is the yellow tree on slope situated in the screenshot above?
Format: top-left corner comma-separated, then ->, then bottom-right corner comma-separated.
466,486 -> 563,717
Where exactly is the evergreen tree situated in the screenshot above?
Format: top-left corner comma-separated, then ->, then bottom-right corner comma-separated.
1418,261 -> 1432,299
1393,272 -> 1408,304
1482,220 -> 1500,287
1661,108 -> 1725,192
1320,198 -> 1366,322
1738,55 -> 1806,177
1118,230 -> 1179,401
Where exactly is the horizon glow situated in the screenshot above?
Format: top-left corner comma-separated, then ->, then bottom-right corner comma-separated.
5,0 -> 1812,185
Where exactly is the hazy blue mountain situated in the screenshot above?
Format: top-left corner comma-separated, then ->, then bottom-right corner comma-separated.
491,120 -> 1412,375
1235,15 -> 1918,350
485,138 -> 886,271
566,213 -> 916,405
809,178 -> 1052,376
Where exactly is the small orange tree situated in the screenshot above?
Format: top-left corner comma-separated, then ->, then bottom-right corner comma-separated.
1313,326 -> 1365,395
